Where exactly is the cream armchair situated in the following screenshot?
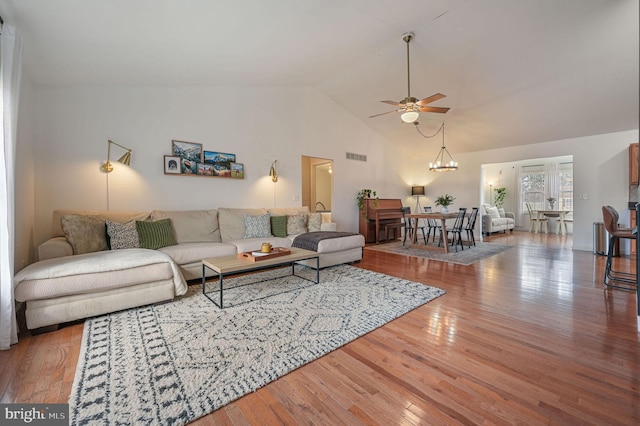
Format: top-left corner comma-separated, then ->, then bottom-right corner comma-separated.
481,204 -> 515,235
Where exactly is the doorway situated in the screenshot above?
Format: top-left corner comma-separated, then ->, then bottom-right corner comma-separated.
481,155 -> 573,235
301,156 -> 333,213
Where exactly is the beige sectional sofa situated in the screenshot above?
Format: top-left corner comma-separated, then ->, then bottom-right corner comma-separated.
14,207 -> 364,330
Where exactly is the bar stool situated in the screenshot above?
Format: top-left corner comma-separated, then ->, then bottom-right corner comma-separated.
602,205 -> 637,290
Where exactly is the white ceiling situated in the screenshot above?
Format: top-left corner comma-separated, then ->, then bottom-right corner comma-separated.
1,0 -> 638,153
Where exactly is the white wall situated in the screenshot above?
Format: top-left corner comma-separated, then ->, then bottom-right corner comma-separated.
29,86 -> 389,247
15,82 -> 640,261
14,79 -> 36,270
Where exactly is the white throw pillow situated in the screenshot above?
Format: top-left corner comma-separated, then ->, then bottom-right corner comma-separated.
486,206 -> 501,219
498,207 -> 506,218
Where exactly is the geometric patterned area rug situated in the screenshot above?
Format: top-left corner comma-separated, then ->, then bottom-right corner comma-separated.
364,240 -> 512,265
68,264 -> 444,425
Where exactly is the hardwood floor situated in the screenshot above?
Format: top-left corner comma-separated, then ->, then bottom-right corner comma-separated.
1,231 -> 638,425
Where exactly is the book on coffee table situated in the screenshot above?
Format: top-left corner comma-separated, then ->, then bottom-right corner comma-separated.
237,247 -> 291,262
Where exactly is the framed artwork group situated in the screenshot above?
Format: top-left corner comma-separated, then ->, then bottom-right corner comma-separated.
164,140 -> 244,179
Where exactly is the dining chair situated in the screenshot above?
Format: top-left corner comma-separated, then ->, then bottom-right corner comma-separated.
401,206 -> 426,246
423,206 -> 441,243
559,211 -> 573,234
439,207 -> 467,252
463,207 -> 479,247
526,202 -> 549,233
602,205 -> 637,290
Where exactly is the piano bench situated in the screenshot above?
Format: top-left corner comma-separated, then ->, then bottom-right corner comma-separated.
384,223 -> 403,242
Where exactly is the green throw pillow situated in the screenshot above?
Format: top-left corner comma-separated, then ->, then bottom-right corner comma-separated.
136,219 -> 177,250
270,215 -> 287,238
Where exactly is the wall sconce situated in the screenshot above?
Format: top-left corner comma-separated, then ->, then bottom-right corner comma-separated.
101,139 -> 133,211
101,140 -> 132,173
269,160 -> 278,182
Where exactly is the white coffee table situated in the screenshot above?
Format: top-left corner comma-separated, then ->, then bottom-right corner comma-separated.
201,247 -> 319,308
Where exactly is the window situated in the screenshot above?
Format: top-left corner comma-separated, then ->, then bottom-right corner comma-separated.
520,165 -> 546,211
558,162 -> 573,210
519,162 -> 573,212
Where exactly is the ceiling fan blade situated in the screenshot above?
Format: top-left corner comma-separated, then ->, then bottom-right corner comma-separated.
369,109 -> 401,118
419,106 -> 450,114
417,93 -> 446,106
381,100 -> 403,107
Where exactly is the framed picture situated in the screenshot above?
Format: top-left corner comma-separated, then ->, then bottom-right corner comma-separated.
197,163 -> 215,176
164,155 -> 181,174
204,151 -> 236,176
230,162 -> 244,179
181,158 -> 197,174
204,151 -> 236,165
172,140 -> 203,164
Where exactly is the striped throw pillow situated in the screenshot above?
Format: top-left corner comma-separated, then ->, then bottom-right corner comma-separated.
136,219 -> 177,250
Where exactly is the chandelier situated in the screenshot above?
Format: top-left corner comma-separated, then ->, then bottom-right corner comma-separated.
428,123 -> 458,172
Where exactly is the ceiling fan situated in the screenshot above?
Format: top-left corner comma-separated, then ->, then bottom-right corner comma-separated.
369,32 -> 450,123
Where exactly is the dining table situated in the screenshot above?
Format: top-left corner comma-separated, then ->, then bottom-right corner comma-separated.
405,212 -> 465,254
536,210 -> 572,235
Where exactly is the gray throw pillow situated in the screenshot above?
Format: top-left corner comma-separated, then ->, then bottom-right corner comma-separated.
244,214 -> 272,238
61,214 -> 109,255
106,220 -> 140,250
287,214 -> 307,235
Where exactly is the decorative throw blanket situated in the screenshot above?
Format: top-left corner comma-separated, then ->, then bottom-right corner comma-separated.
292,231 -> 360,251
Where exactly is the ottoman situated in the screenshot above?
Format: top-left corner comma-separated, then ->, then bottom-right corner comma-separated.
292,231 -> 365,268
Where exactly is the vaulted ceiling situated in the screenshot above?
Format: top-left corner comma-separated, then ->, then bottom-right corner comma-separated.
1,0 -> 638,153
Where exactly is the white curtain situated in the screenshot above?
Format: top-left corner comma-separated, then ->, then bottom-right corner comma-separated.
0,24 -> 23,350
546,162 -> 559,200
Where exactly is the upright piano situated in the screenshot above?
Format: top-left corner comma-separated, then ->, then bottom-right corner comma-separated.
359,198 -> 403,243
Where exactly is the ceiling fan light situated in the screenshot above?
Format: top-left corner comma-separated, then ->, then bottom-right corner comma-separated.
401,111 -> 419,123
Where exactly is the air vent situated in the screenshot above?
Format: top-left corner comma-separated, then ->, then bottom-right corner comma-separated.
346,152 -> 367,162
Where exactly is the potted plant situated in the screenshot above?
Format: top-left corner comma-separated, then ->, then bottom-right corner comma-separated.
546,196 -> 556,209
493,187 -> 506,207
357,189 -> 378,217
434,194 -> 455,213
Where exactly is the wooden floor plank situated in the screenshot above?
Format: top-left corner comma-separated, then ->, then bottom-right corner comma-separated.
2,231 -> 639,425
